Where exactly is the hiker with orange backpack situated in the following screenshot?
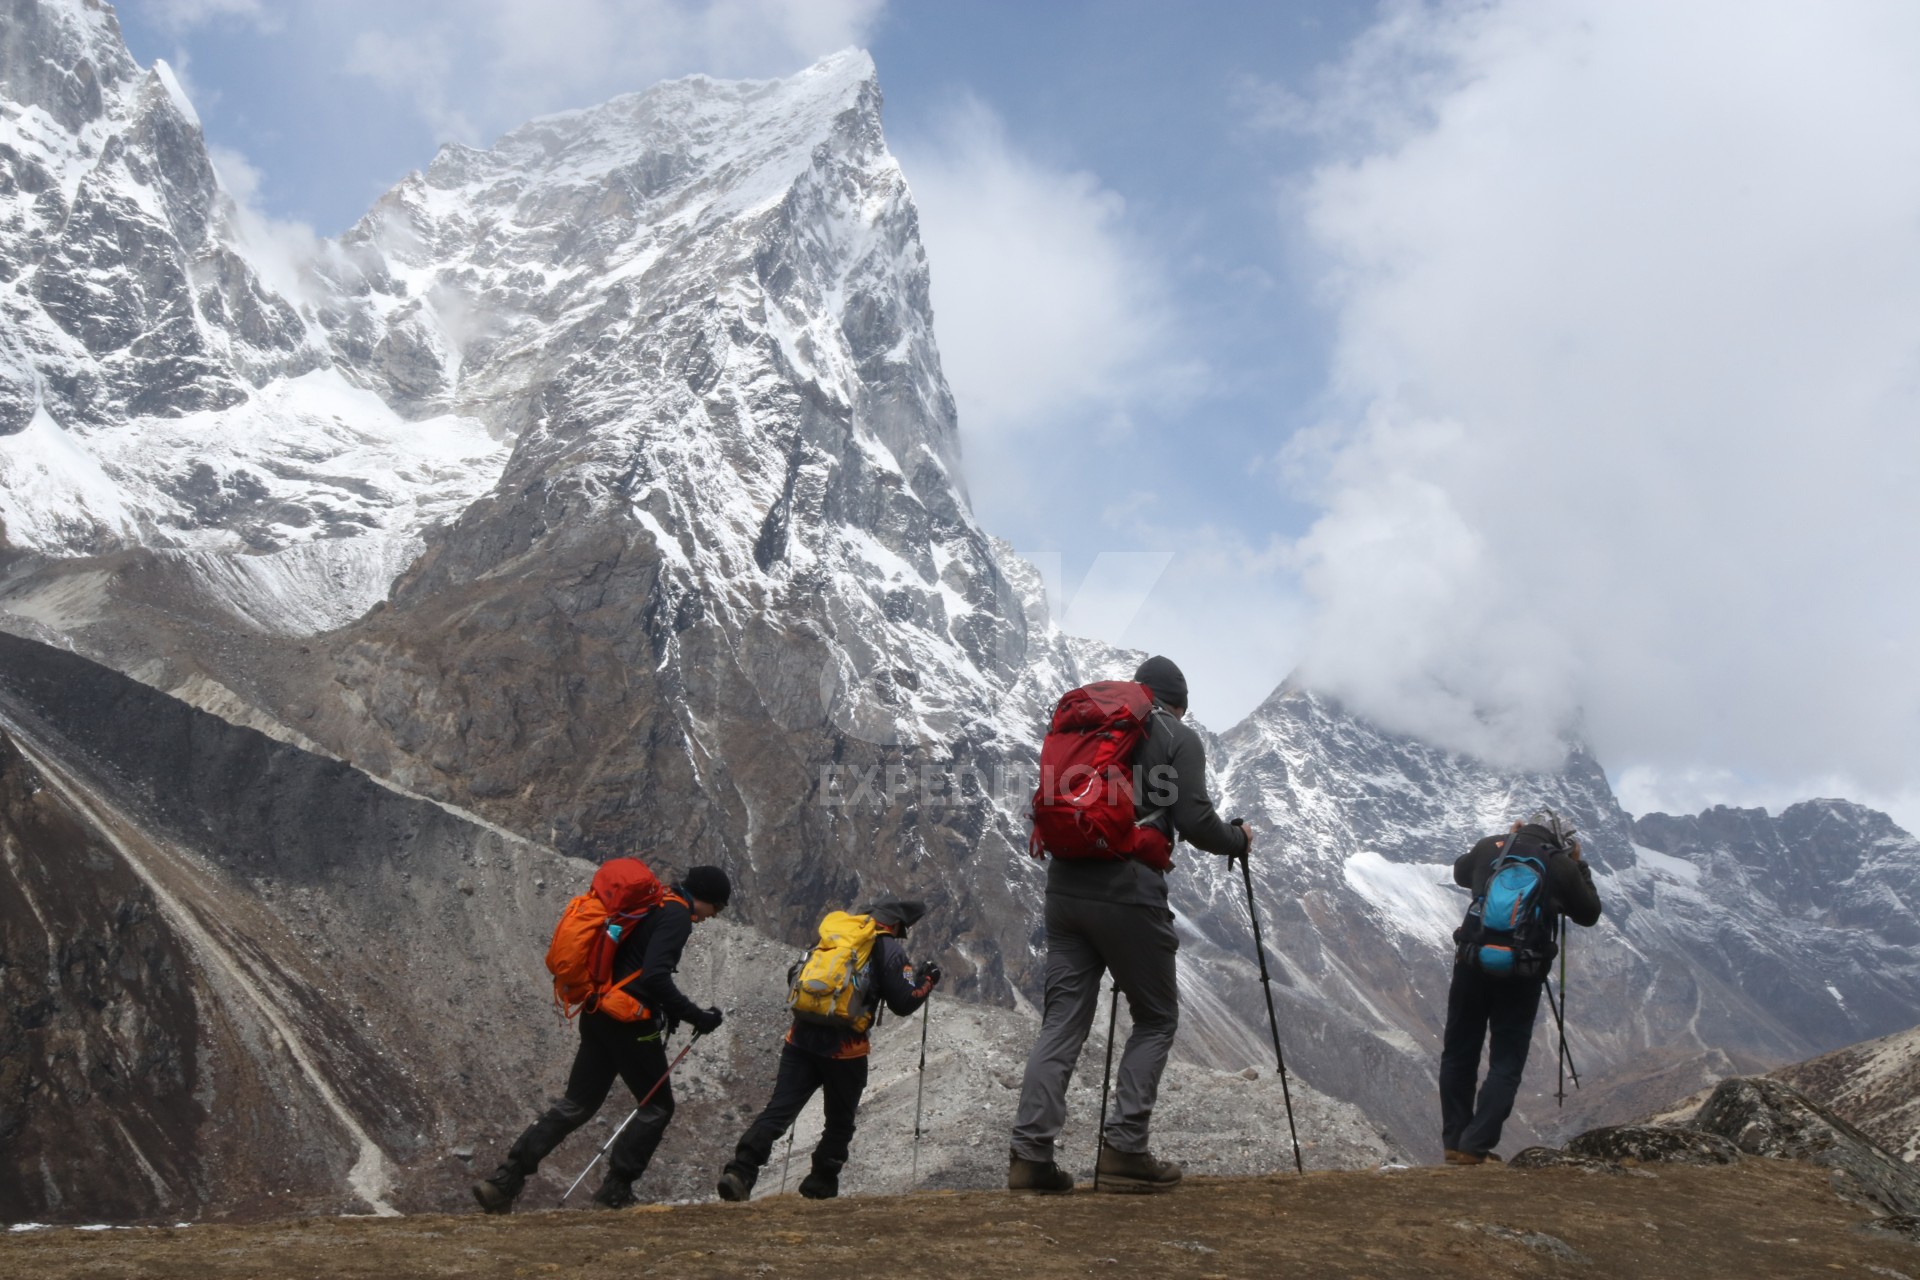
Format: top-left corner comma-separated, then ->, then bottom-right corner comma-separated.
472,862 -> 731,1212
715,900 -> 939,1202
1009,657 -> 1252,1194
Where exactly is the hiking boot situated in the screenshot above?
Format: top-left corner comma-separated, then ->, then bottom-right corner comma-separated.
716,1163 -> 757,1202
471,1163 -> 525,1214
797,1168 -> 839,1200
590,1173 -> 636,1210
1007,1152 -> 1075,1194
1443,1149 -> 1483,1165
1095,1143 -> 1182,1194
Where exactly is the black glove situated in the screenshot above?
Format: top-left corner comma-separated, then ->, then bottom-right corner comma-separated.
687,1005 -> 724,1035
915,961 -> 942,990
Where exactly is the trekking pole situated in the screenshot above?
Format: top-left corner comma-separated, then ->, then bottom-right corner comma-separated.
558,1030 -> 704,1206
1232,819 -> 1304,1175
780,1129 -> 794,1194
1092,983 -> 1119,1191
1556,919 -> 1567,1106
910,996 -> 932,1187
1542,980 -> 1581,1092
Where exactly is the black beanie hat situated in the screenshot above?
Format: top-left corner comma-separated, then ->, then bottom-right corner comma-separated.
863,899 -> 928,936
682,865 -> 731,910
1133,655 -> 1188,711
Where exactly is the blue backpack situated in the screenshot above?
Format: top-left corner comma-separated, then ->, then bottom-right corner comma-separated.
1456,836 -> 1560,981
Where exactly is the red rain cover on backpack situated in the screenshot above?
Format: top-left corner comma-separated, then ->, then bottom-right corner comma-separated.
1028,681 -> 1174,872
545,857 -> 677,1022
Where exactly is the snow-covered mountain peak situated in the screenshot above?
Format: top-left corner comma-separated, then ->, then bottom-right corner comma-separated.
474,47 -> 878,189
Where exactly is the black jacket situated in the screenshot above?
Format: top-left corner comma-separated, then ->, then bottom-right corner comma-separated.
599,890 -> 705,1029
1453,825 -> 1604,929
1046,699 -> 1248,908
787,934 -> 933,1059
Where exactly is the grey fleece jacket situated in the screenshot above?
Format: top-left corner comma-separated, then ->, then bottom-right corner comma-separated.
1045,701 -> 1250,908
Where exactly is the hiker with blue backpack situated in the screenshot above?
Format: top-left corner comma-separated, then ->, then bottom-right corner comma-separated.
715,900 -> 940,1202
1441,809 -> 1602,1164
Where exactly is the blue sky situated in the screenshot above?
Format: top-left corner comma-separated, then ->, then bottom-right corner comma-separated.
113,1 -> 1920,830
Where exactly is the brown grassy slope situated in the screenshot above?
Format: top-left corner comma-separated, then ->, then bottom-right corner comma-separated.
4,1161 -> 1916,1279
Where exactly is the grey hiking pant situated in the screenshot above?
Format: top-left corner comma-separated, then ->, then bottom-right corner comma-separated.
1010,894 -> 1179,1161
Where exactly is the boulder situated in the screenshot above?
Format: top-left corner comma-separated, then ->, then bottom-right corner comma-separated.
1508,1146 -> 1649,1175
1694,1076 -> 1920,1216
1565,1125 -> 1739,1166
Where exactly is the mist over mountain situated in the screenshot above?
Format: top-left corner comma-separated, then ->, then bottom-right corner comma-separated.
4,0 -> 1919,1223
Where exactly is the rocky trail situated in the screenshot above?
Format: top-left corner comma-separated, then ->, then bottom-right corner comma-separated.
7,1161 -> 1919,1279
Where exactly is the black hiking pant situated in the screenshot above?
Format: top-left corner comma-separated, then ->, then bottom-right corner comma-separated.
1438,964 -> 1544,1156
507,1013 -> 677,1183
731,1043 -> 869,1178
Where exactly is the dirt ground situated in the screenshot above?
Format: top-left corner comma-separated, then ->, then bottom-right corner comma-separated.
5,1159 -> 1917,1280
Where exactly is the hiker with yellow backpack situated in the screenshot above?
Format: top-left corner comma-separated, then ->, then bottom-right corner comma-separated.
472,861 -> 731,1213
716,900 -> 940,1201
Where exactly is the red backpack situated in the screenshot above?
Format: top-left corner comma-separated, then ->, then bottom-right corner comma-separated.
1028,681 -> 1174,871
545,858 -> 682,1022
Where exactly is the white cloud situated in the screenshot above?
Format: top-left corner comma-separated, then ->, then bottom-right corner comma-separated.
207,145 -> 325,306
1282,1 -> 1920,806
898,99 -> 1193,526
149,0 -> 263,31
1109,524 -> 1306,730
901,101 -> 1175,438
896,101 -> 1280,717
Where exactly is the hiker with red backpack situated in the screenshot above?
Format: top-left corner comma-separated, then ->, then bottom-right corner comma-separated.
1009,656 -> 1252,1194
1441,808 -> 1602,1164
472,862 -> 731,1212
716,900 -> 940,1202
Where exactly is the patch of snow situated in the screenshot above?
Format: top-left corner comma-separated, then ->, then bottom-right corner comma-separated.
1341,851 -> 1465,947
172,535 -> 424,636
0,407 -> 141,550
1631,843 -> 1702,886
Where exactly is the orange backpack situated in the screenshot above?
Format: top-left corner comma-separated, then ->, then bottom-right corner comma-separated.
546,858 -> 682,1022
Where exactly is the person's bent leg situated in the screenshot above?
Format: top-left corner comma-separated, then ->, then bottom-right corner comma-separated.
800,1056 -> 868,1199
593,1021 -> 676,1206
1457,978 -> 1544,1157
475,1031 -> 618,1212
1009,897 -> 1105,1165
1438,964 -> 1491,1156
721,1044 -> 823,1200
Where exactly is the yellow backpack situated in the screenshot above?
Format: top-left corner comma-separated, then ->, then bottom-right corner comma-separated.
788,911 -> 881,1031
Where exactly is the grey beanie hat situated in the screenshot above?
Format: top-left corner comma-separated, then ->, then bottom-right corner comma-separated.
1133,655 -> 1189,711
